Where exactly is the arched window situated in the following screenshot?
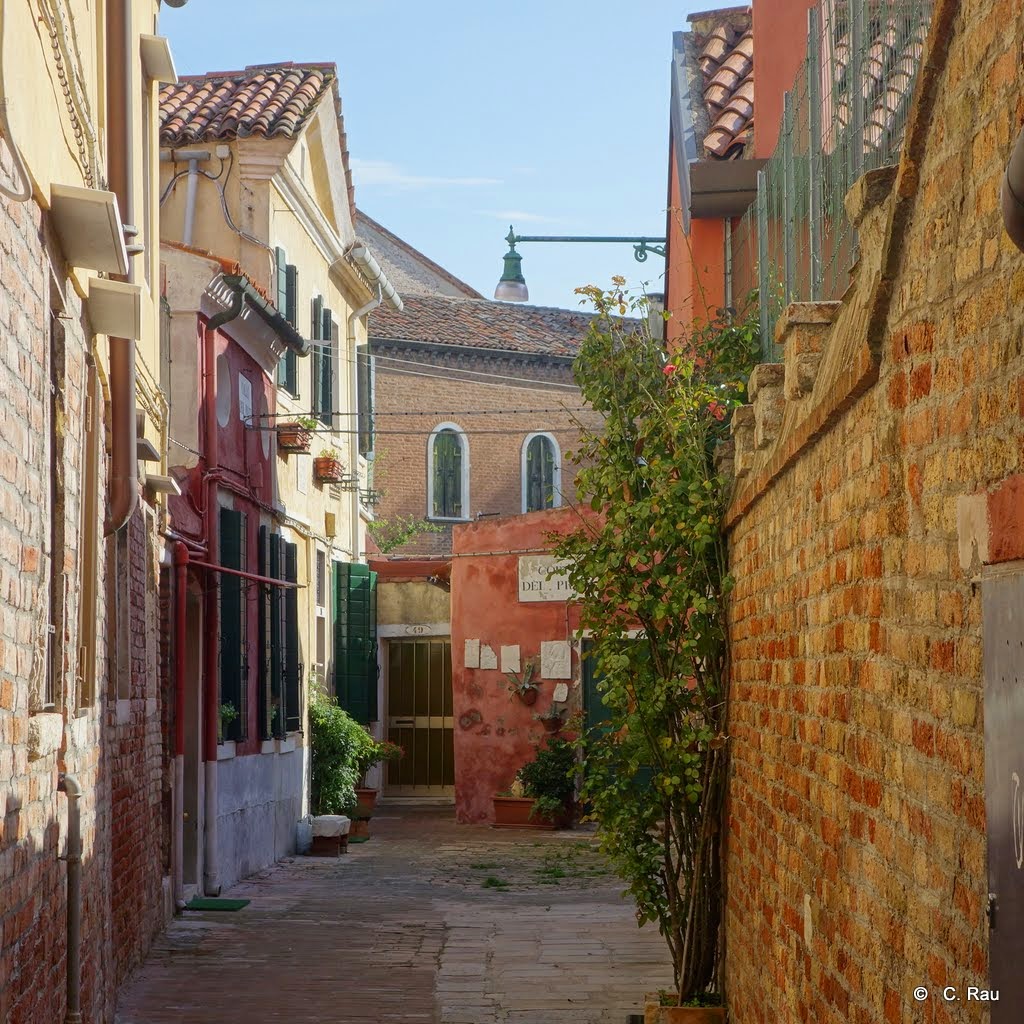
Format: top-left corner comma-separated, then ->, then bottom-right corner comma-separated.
522,433 -> 560,512
428,423 -> 468,520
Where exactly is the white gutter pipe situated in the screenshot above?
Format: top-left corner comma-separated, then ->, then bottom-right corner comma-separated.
347,245 -> 403,311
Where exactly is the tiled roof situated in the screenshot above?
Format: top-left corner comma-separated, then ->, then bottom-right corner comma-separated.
355,211 -> 483,300
160,63 -> 334,145
687,8 -> 754,160
368,294 -> 601,359
161,239 -> 273,304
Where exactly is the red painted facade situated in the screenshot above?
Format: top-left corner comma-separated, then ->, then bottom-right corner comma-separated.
450,509 -> 583,823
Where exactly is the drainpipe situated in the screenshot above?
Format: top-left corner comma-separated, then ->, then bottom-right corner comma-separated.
1002,126 -> 1024,253
201,285 -> 244,897
103,0 -> 138,535
347,287 -> 383,564
58,774 -> 82,1024
172,541 -> 189,909
183,158 -> 200,246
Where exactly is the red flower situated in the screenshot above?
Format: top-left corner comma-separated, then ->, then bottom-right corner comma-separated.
707,400 -> 726,421
663,363 -> 677,376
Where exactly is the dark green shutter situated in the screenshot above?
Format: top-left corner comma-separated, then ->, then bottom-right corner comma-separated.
333,562 -> 378,724
311,296 -> 323,418
357,346 -> 373,456
283,542 -> 301,732
433,431 -> 462,518
275,250 -> 289,389
219,508 -> 246,742
258,526 -> 272,739
276,258 -> 298,394
269,534 -> 284,738
319,308 -> 333,427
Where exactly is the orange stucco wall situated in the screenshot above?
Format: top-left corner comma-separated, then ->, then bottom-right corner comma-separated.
665,139 -> 727,348
753,0 -> 817,159
449,509 -> 584,823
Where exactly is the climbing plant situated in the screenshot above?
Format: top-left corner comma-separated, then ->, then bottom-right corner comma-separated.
552,280 -> 758,1002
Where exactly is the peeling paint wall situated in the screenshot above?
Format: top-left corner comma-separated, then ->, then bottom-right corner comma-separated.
450,509 -> 583,823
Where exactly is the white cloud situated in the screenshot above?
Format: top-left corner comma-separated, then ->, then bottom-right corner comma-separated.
351,159 -> 501,189
482,209 -> 562,224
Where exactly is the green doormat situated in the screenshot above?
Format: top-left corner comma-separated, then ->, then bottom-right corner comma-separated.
185,897 -> 250,911
347,836 -> 371,844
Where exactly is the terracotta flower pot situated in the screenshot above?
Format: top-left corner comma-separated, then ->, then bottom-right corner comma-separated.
313,456 -> 344,483
354,787 -> 378,817
540,715 -> 562,733
492,796 -> 569,830
643,999 -> 724,1024
277,423 -> 312,453
518,687 -> 538,707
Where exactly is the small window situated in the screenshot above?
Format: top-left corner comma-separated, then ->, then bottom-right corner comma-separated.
429,424 -> 467,520
523,433 -> 560,512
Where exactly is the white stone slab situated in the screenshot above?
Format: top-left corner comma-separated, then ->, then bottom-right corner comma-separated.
500,645 -> 521,673
552,682 -> 569,703
464,638 -> 481,669
540,640 -> 572,679
479,644 -> 498,670
518,554 -> 576,602
311,815 -> 351,837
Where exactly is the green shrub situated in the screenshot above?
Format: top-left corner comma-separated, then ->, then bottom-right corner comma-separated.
516,738 -> 575,805
308,687 -> 373,815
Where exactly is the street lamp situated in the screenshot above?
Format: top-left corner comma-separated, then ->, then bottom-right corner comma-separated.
493,225 -> 667,302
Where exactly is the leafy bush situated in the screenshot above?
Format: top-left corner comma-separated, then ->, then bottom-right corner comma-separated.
516,738 -> 575,805
308,687 -> 375,815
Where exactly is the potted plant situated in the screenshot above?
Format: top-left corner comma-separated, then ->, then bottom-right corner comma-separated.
535,703 -> 567,734
313,447 -> 345,483
643,992 -> 724,1023
352,738 -> 404,823
218,701 -> 238,742
492,738 -> 575,829
276,414 -> 318,453
506,659 -> 539,706
308,685 -> 370,832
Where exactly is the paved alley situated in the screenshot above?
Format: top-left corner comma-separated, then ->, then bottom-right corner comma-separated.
115,806 -> 673,1024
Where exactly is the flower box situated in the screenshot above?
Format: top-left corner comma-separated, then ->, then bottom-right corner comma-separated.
277,423 -> 313,453
313,456 -> 345,483
492,795 -> 569,830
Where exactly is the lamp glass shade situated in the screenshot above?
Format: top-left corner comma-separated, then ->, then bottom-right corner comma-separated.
494,279 -> 529,302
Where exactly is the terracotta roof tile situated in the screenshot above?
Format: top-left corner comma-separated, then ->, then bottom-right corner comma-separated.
688,8 -> 754,160
369,295 -> 610,359
159,64 -> 335,145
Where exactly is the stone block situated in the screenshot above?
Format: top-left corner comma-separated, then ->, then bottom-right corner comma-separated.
27,712 -> 62,761
730,406 -> 755,478
748,364 -> 785,450
775,302 -> 840,401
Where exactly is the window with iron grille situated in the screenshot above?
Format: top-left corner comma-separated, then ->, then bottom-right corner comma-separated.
429,425 -> 466,520
275,247 -> 299,395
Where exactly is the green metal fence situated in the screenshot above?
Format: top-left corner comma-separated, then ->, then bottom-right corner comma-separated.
738,0 -> 932,360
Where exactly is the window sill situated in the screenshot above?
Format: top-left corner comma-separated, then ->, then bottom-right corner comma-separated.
216,741 -> 236,761
427,516 -> 469,524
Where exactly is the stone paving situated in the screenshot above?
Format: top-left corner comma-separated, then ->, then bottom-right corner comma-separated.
116,805 -> 673,1023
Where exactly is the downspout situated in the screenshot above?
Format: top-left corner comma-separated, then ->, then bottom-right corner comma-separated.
1001,125 -> 1024,253
347,286 -> 383,565
58,774 -> 82,1024
172,541 -> 188,909
201,284 -> 244,897
104,0 -> 137,535
183,158 -> 200,247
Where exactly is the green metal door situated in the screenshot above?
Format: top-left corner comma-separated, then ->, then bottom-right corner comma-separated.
385,639 -> 454,796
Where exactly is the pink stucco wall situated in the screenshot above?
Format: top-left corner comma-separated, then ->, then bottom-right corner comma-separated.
450,508 -> 585,823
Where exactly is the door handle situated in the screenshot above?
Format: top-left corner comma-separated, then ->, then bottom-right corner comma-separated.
391,718 -> 415,727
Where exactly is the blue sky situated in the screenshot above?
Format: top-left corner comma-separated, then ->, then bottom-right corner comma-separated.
161,1 -> 703,310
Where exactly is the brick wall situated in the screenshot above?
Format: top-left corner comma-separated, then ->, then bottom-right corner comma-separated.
372,344 -> 601,556
722,1 -> 1022,1020
0,188 -> 169,1021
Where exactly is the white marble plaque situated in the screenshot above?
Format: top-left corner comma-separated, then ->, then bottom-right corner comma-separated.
479,644 -> 498,670
464,639 -> 480,669
552,682 -> 569,703
518,555 -> 576,603
500,645 -> 521,673
541,640 -> 572,679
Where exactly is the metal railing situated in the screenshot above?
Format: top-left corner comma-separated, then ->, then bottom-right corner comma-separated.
734,0 -> 932,359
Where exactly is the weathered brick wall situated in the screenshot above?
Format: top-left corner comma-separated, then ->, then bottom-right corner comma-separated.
0,188 -> 169,1021
372,345 -> 601,556
723,1 -> 1023,1021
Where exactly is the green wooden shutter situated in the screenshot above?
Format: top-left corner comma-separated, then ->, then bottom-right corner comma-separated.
275,250 -> 290,389
310,296 -> 323,418
258,526 -> 272,740
283,542 -> 301,732
269,534 -> 284,738
219,508 -> 246,742
357,346 -> 373,456
320,308 -> 333,427
333,563 -> 378,724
